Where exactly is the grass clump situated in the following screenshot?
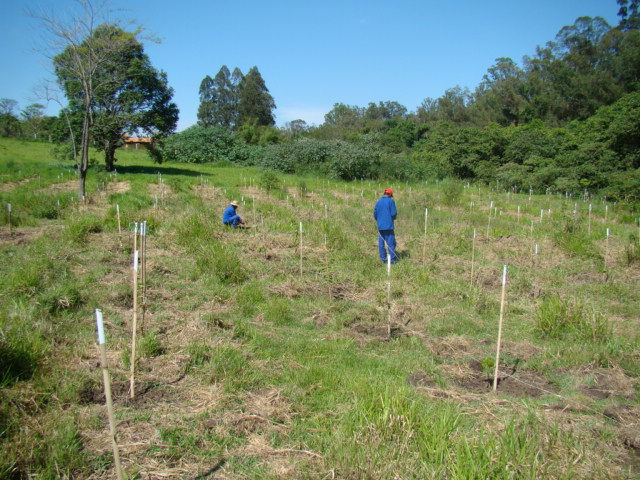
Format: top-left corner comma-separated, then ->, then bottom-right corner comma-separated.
535,294 -> 612,342
66,214 -> 103,244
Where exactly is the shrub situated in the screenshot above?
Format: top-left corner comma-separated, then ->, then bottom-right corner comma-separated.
159,126 -> 241,163
440,177 -> 464,206
259,170 -> 282,191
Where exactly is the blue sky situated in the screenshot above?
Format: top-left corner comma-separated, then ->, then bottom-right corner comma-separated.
0,1 -> 620,130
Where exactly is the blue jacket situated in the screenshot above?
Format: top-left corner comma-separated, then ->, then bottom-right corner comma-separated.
374,196 -> 397,230
223,205 -> 241,224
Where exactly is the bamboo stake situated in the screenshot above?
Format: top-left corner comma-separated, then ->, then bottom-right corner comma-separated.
95,309 -> 124,480
493,265 -> 508,392
470,228 -> 476,288
116,204 -> 121,235
141,221 -> 147,334
129,223 -> 139,399
387,255 -> 392,339
605,228 -> 610,268
422,207 -> 428,263
299,221 -> 303,277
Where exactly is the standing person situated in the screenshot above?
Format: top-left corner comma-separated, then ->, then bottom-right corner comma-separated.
373,188 -> 398,263
223,200 -> 245,228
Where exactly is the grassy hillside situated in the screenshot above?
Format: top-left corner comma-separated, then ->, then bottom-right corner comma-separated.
1,137 -> 639,479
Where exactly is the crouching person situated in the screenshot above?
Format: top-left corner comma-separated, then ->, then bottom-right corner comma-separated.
223,201 -> 245,228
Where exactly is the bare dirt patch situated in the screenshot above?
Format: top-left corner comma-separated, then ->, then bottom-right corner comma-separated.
453,359 -> 557,397
0,226 -> 48,245
0,177 -> 32,192
579,367 -> 637,400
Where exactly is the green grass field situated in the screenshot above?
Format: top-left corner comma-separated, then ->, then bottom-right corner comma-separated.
1,137 -> 639,479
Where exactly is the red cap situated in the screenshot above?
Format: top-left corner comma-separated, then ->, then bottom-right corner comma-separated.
384,188 -> 393,196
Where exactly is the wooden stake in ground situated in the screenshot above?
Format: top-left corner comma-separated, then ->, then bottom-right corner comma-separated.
129,223 -> 139,399
422,207 -> 428,263
116,204 -> 121,235
470,228 -> 476,288
299,221 -> 303,277
605,227 -> 610,268
493,265 -> 508,392
95,309 -> 124,480
141,221 -> 147,334
386,254 -> 392,339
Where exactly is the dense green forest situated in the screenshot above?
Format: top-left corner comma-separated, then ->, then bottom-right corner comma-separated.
4,1 -> 640,201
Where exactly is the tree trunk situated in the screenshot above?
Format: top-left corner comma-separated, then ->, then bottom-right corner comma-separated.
78,109 -> 90,199
105,141 -> 117,172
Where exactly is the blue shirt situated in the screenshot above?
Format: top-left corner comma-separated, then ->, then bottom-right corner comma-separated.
223,205 -> 241,224
373,196 -> 397,230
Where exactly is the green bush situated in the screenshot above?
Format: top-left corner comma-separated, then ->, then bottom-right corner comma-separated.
160,125 -> 240,163
259,170 -> 282,191
440,177 -> 464,206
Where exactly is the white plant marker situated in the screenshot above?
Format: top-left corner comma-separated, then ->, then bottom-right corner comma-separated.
7,203 -> 11,234
116,204 -> 121,235
299,222 -> 303,276
493,265 -> 508,392
540,209 -> 544,220
588,204 -> 592,234
130,223 -> 139,399
486,213 -> 492,237
470,228 -> 477,287
95,310 -> 124,480
530,220 -> 534,233
517,205 -> 520,222
605,204 -> 608,221
324,204 -> 328,219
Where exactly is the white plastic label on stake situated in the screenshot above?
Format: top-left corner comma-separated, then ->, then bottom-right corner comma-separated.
116,204 -> 119,215
133,250 -> 139,272
502,264 -> 507,286
387,254 -> 391,276
473,228 -> 476,239
134,222 -> 138,234
95,309 -> 105,345
7,203 -> 11,212
606,228 -> 610,237
535,244 -> 539,255
589,204 -> 592,212
299,221 -> 302,233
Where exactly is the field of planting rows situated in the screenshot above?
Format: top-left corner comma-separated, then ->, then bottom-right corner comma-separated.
0,138 -> 639,479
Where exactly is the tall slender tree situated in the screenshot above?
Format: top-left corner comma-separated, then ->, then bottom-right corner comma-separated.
237,66 -> 275,126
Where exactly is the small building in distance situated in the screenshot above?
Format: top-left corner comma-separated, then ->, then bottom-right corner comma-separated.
123,136 -> 152,150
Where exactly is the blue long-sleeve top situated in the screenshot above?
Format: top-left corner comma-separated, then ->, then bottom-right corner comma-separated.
223,205 -> 242,225
373,196 -> 397,230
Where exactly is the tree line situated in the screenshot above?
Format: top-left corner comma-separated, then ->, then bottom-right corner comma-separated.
160,1 -> 637,201
4,0 -> 639,201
